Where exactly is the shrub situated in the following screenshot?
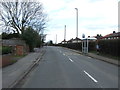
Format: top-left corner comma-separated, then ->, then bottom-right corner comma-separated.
2,46 -> 12,55
21,27 -> 42,52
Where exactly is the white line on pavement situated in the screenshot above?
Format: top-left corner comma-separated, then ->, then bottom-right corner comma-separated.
69,58 -> 74,62
83,70 -> 98,83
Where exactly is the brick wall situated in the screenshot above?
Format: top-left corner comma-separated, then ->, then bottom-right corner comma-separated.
16,45 -> 24,55
2,38 -> 29,55
0,54 -> 12,67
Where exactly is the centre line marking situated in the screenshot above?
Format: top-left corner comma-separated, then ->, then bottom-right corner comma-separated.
84,70 -> 98,83
69,58 -> 74,62
63,53 -> 66,56
88,57 -> 91,59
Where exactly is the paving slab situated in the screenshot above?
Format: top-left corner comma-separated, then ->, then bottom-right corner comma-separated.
2,47 -> 45,88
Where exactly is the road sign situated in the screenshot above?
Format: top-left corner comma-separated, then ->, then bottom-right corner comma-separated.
82,34 -> 85,38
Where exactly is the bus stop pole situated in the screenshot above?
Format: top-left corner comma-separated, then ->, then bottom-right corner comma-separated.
84,39 -> 86,53
87,38 -> 88,53
82,40 -> 83,53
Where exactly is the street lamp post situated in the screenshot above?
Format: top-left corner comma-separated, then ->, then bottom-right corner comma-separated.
75,8 -> 78,38
56,34 -> 57,44
64,25 -> 66,41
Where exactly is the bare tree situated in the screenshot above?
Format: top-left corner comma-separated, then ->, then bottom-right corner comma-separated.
0,1 -> 47,34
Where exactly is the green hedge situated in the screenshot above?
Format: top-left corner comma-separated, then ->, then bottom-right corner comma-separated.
88,41 -> 96,51
2,46 -> 12,55
59,39 -> 119,57
98,39 -> 119,57
59,41 -> 96,52
60,43 -> 82,51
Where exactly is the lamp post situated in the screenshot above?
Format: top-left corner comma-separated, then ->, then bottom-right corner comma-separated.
75,8 -> 78,38
56,34 -> 57,44
64,25 -> 66,41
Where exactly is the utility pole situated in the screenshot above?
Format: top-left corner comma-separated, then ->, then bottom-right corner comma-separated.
64,25 -> 66,41
56,34 -> 57,44
75,8 -> 78,38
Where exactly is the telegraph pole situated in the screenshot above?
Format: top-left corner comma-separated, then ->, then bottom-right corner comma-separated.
56,34 -> 57,44
64,25 -> 66,41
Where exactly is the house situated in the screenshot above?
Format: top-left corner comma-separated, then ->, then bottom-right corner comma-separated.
100,32 -> 120,40
72,37 -> 82,43
61,39 -> 67,44
61,37 -> 82,44
67,38 -> 74,43
88,36 -> 97,42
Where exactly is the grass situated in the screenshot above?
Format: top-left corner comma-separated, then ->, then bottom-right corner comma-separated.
0,46 -> 2,55
9,54 -> 27,66
90,51 -> 120,61
12,54 -> 27,62
13,54 -> 27,58
0,46 -> 2,50
11,59 -> 17,64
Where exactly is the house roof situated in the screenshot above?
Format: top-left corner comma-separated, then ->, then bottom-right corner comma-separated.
74,37 -> 81,40
67,37 -> 81,42
67,38 -> 73,42
100,32 -> 120,39
61,39 -> 67,42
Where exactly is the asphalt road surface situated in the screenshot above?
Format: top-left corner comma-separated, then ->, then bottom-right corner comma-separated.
21,46 -> 118,88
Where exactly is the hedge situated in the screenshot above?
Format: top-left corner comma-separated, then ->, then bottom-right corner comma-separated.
2,46 -> 12,55
98,39 -> 119,57
58,39 -> 119,57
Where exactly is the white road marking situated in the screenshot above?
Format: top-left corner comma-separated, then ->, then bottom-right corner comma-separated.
59,51 -> 62,53
88,57 -> 91,59
84,70 -> 98,83
69,58 -> 74,62
63,53 -> 66,56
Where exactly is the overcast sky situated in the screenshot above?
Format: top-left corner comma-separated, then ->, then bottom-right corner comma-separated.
1,0 -> 119,43
39,0 -> 119,43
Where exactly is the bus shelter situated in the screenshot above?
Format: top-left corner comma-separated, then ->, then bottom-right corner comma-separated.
82,37 -> 96,54
82,38 -> 89,54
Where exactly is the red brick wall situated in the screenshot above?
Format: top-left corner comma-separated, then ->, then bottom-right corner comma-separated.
0,54 -> 12,67
16,45 -> 23,55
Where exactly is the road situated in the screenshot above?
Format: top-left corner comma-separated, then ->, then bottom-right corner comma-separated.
21,46 -> 118,88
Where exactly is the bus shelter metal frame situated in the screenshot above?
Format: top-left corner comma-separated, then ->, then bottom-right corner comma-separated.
82,38 -> 89,54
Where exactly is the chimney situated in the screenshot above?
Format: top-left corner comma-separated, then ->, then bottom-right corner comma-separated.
113,31 -> 116,33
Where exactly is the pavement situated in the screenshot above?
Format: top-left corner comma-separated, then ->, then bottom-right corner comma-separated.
2,47 -> 46,88
62,47 -> 119,66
